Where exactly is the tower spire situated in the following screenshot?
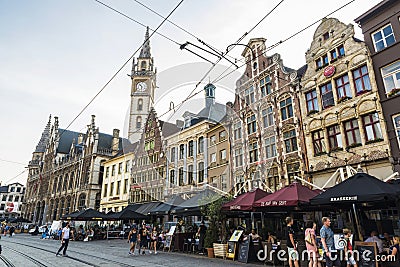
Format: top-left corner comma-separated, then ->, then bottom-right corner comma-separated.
139,26 -> 151,58
35,115 -> 52,153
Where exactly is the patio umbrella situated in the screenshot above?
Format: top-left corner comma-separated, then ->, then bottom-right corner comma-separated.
253,182 -> 319,208
62,208 -> 106,221
107,207 -> 147,220
149,195 -> 185,215
172,189 -> 219,216
310,172 -> 399,205
222,188 -> 269,211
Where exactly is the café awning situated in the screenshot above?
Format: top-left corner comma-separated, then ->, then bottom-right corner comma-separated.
149,195 -> 185,215
62,208 -> 106,221
222,188 -> 269,211
107,207 -> 147,220
310,172 -> 399,205
254,182 -> 319,208
172,189 -> 219,216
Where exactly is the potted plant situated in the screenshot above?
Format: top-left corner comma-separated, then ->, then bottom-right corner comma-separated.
201,194 -> 231,258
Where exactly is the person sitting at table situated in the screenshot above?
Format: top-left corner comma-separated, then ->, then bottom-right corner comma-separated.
383,233 -> 394,249
389,236 -> 400,260
267,232 -> 277,244
249,229 -> 261,244
365,231 -> 383,253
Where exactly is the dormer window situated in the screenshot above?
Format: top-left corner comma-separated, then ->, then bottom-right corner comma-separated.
323,32 -> 330,40
141,61 -> 147,71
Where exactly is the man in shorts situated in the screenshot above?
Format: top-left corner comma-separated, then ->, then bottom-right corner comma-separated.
321,217 -> 341,267
286,217 -> 299,267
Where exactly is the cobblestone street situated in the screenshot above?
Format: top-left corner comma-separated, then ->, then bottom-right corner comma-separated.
0,234 -> 261,266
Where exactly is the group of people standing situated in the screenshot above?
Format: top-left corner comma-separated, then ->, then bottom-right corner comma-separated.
127,224 -> 159,256
286,216 -> 400,267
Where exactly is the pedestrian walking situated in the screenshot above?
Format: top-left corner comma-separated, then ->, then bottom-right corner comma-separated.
286,217 -> 299,267
9,226 -> 14,237
127,227 -> 138,255
138,224 -> 149,255
305,222 -> 321,267
150,226 -> 158,255
197,221 -> 207,254
343,228 -> 357,267
320,217 -> 340,267
56,222 -> 70,257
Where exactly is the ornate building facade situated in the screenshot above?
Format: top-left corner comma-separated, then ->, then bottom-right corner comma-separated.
230,38 -> 307,195
299,18 -> 392,187
24,115 -> 124,224
130,108 -> 179,203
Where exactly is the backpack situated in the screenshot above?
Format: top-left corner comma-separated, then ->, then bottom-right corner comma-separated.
305,229 -> 313,245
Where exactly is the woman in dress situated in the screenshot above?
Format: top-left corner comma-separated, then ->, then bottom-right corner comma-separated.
305,222 -> 321,267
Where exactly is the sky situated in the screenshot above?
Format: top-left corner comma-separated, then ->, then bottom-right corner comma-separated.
0,0 -> 382,185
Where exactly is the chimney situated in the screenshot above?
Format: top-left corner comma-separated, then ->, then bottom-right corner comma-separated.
176,120 -> 184,128
91,115 -> 96,132
204,83 -> 216,108
78,133 -> 84,144
112,129 -> 120,155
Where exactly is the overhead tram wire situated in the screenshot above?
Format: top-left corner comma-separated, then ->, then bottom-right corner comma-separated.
57,0 -> 185,140
212,0 -> 357,84
0,158 -> 26,166
131,0 -> 243,63
163,0 -> 286,121
3,169 -> 28,185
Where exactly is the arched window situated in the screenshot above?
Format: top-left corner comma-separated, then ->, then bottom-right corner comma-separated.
136,116 -> 142,129
141,61 -> 147,71
62,175 -> 68,191
78,194 -> 86,210
198,137 -> 204,154
59,198 -> 65,217
69,172 -> 74,190
198,162 -> 204,183
57,176 -> 62,192
137,99 -> 143,111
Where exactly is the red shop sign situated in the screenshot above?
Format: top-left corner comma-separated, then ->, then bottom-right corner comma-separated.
324,65 -> 336,77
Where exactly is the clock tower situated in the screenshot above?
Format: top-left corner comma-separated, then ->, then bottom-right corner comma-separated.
128,27 -> 156,143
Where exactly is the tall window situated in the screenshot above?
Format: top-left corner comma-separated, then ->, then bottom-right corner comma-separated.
245,86 -> 255,104
316,58 -> 323,69
179,144 -> 184,159
260,76 -> 272,97
178,168 -> 184,186
78,194 -> 86,210
109,182 -> 114,196
262,107 -> 274,128
210,153 -> 217,163
344,119 -> 361,146
280,98 -> 293,120
234,122 -> 242,140
188,140 -> 194,157
336,74 -> 352,99
306,89 -> 318,113
198,137 -> 204,154
287,162 -> 300,184
320,83 -> 334,109
220,149 -> 227,162
382,60 -> 400,94
170,147 -> 176,161
267,167 -> 279,192
327,125 -> 342,150
353,65 -> 371,94
362,113 -> 383,141
234,148 -> 243,167
312,130 -> 325,155
330,48 -> 337,61
338,45 -> 345,57
283,129 -> 297,153
198,162 -> 204,183
323,54 -> 329,65
188,165 -> 194,185
249,142 -> 258,163
219,131 -> 226,141
210,135 -> 216,145
137,99 -> 143,111
247,114 -> 257,134
116,181 -> 121,195
118,163 -> 122,174
394,115 -> 400,148
123,179 -> 128,194
169,170 -> 175,185
103,184 -> 108,197
136,116 -> 142,129
105,167 -> 109,177
111,165 -> 115,176
372,24 -> 395,52
265,136 -> 277,158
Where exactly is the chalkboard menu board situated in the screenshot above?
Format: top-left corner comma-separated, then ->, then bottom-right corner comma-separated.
238,238 -> 250,263
354,242 -> 378,267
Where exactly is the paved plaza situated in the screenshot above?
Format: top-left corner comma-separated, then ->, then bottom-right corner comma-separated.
0,234 -> 261,267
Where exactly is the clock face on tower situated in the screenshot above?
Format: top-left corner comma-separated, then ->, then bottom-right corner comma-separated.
136,82 -> 147,92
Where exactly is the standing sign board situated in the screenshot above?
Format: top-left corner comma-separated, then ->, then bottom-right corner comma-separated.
238,238 -> 250,263
226,241 -> 236,260
354,242 -> 378,267
229,230 -> 243,242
